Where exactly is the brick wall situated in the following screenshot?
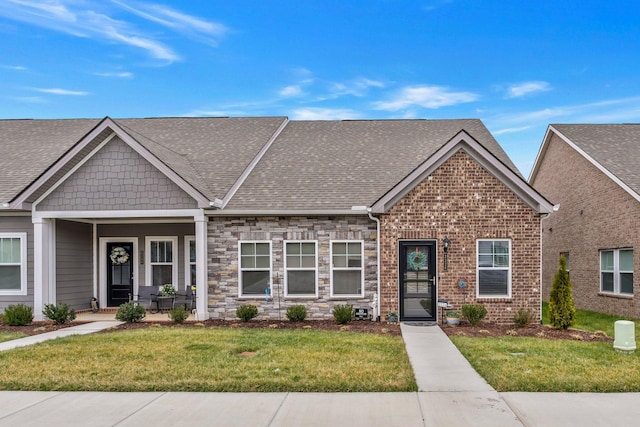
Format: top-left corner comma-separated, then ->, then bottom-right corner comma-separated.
380,150 -> 542,325
531,133 -> 640,317
207,216 -> 377,320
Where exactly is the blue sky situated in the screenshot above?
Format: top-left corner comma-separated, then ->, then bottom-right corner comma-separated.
1,1 -> 639,176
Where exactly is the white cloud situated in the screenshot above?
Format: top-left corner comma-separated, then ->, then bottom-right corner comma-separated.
290,108 -> 361,120
2,65 -> 27,70
279,85 -> 304,98
506,81 -> 551,98
34,87 -> 90,96
493,126 -> 532,135
0,1 -> 229,62
328,78 -> 385,98
94,71 -> 133,78
373,85 -> 478,110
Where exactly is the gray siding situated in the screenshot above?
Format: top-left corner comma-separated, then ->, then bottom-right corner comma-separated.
56,220 -> 93,311
98,223 -> 195,292
0,215 -> 34,310
37,136 -> 198,211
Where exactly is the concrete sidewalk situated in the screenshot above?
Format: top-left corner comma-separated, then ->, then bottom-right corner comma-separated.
1,321 -> 640,426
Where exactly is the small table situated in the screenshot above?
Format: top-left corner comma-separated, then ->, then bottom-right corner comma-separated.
156,296 -> 174,313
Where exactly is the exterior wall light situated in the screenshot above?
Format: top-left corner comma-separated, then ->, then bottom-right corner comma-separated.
442,237 -> 451,270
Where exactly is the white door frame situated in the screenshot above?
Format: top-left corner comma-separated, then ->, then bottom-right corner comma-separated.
99,237 -> 139,307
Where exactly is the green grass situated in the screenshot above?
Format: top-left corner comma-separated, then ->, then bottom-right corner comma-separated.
450,303 -> 640,392
0,332 -> 28,343
0,327 -> 417,392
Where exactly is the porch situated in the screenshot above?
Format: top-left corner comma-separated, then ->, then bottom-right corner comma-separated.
75,310 -> 197,322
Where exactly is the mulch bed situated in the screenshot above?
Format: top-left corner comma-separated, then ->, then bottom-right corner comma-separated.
1,319 -> 613,341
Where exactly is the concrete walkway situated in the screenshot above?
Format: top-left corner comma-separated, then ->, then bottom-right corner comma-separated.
0,321 -> 122,351
1,321 -> 640,426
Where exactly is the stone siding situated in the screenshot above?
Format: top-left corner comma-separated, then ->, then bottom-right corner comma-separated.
531,134 -> 640,317
207,216 -> 377,320
38,136 -> 197,211
380,150 -> 542,325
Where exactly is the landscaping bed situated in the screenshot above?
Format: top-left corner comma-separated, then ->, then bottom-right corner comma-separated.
441,322 -> 612,342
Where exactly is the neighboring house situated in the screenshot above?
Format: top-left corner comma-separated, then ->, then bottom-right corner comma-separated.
0,117 -> 552,324
530,124 -> 640,318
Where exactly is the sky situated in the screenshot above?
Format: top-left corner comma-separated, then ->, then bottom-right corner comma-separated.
1,0 -> 639,177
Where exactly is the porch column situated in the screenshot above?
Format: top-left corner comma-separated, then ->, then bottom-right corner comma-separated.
33,217 -> 54,320
195,213 -> 209,321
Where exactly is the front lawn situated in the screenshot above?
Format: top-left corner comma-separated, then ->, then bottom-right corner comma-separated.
0,327 -> 417,392
0,332 -> 27,343
450,304 -> 640,392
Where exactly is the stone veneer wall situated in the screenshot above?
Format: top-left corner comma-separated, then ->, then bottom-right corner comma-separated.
379,150 -> 542,325
207,216 -> 377,320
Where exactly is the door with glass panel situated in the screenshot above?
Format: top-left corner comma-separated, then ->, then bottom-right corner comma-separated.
399,241 -> 436,321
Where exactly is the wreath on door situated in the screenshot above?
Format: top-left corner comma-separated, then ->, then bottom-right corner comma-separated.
110,247 -> 129,265
408,250 -> 427,271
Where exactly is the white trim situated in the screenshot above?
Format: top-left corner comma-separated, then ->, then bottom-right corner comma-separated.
205,209 -> 368,216
330,240 -> 365,298
0,232 -> 28,296
222,118 -> 289,208
476,239 -> 512,298
284,240 -> 318,298
145,236 -> 179,288
184,235 -> 196,291
600,248 -> 634,295
238,240 -> 272,298
93,223 -> 98,298
33,209 -> 202,220
32,133 -> 116,209
99,237 -> 139,306
49,219 -> 56,304
194,217 -> 208,320
371,131 -> 554,214
533,126 -> 640,204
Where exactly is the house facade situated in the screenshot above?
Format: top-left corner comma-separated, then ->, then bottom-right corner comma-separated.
530,124 -> 640,318
0,117 -> 552,324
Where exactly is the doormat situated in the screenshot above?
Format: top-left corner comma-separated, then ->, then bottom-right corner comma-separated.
403,322 -> 437,327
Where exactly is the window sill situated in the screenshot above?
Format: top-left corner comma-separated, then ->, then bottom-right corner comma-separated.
329,295 -> 365,299
598,292 -> 633,299
285,295 -> 319,299
476,296 -> 511,301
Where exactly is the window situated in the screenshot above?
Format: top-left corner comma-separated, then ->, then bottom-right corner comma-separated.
239,241 -> 271,296
285,241 -> 317,297
0,233 -> 27,295
146,237 -> 178,287
331,241 -> 364,297
477,239 -> 511,297
185,236 -> 196,290
601,249 -> 633,295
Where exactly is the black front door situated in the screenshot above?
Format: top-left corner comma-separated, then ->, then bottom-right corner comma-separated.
399,241 -> 436,321
107,242 -> 134,307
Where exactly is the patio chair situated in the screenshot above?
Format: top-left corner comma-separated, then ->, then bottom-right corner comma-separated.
130,286 -> 159,313
173,286 -> 195,312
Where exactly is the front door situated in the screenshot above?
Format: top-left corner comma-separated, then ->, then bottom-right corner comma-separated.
106,242 -> 134,307
399,241 -> 436,321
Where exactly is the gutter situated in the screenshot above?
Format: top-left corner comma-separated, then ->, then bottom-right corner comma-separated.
204,209 -> 367,216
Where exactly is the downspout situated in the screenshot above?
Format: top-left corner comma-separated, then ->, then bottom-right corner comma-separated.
539,204 -> 559,323
368,209 -> 381,321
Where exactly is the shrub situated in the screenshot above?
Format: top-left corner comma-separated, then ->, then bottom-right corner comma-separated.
236,304 -> 258,322
286,305 -> 307,322
332,304 -> 354,324
43,303 -> 76,325
2,304 -> 34,326
115,302 -> 146,323
168,306 -> 189,324
549,255 -> 576,330
461,304 -> 487,326
513,307 -> 534,328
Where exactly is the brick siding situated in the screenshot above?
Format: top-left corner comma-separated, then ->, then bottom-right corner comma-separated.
531,134 -> 640,317
380,151 -> 542,324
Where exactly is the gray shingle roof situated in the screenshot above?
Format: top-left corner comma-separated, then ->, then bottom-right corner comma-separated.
551,124 -> 640,196
0,116 -> 521,211
226,119 -> 519,210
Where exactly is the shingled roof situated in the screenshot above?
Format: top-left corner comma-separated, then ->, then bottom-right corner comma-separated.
531,124 -> 640,198
1,116 -> 530,211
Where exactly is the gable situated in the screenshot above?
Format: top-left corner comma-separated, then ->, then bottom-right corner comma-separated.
36,136 -> 198,211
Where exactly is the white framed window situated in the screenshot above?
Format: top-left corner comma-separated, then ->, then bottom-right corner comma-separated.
601,249 -> 633,295
477,239 -> 511,298
184,236 -> 196,291
0,233 -> 27,296
331,240 -> 364,297
285,241 -> 318,297
145,237 -> 178,288
239,241 -> 271,297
